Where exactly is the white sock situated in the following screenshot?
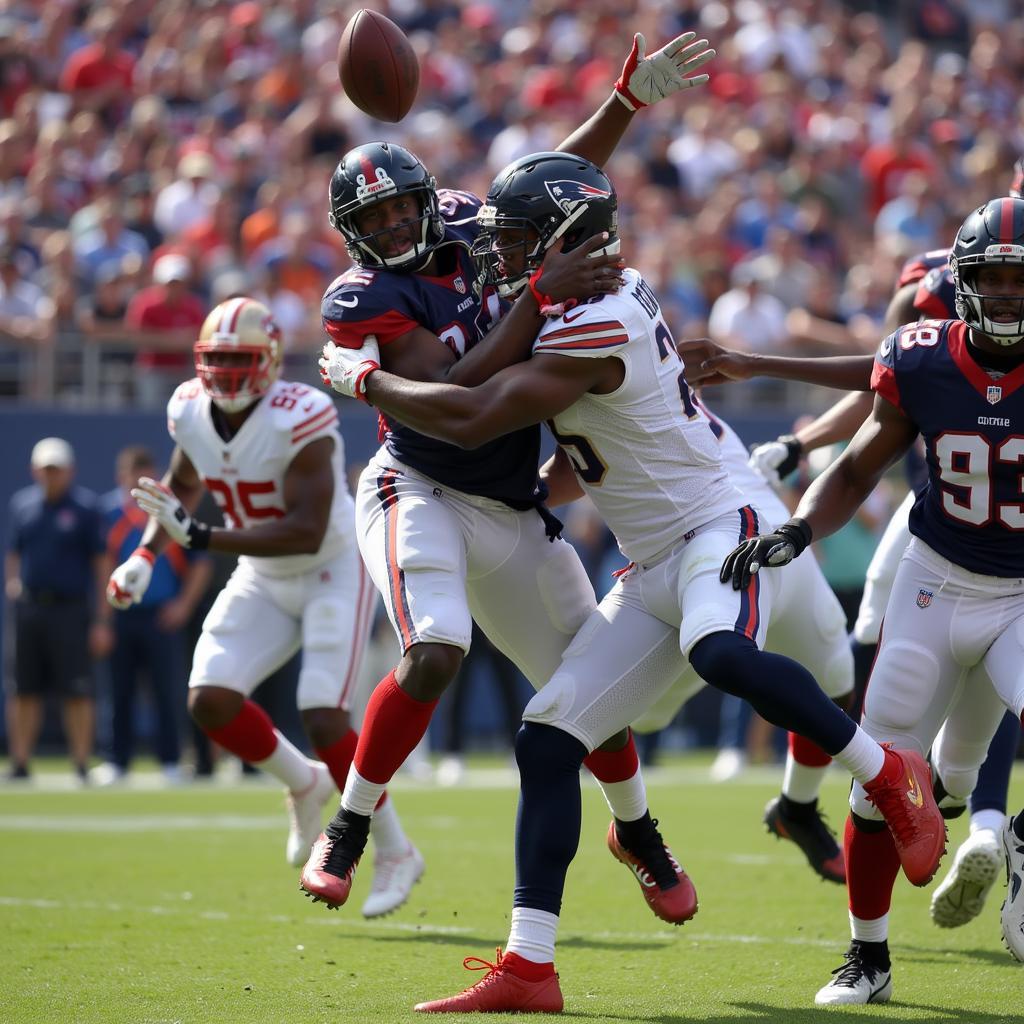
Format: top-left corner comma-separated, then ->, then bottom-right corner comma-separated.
850,911 -> 889,944
369,793 -> 409,856
596,768 -> 648,823
781,757 -> 827,804
506,907 -> 559,964
342,765 -> 386,817
969,809 -> 1006,836
256,731 -> 319,792
833,728 -> 885,785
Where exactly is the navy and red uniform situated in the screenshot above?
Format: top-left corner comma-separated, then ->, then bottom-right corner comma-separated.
897,246 -> 956,323
872,318 -> 1024,577
321,190 -> 541,507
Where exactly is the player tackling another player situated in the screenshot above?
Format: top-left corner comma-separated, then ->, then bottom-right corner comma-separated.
105,297 -> 421,918
320,151 -> 948,1013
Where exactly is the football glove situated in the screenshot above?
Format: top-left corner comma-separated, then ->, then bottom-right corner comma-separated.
319,336 -> 380,402
614,31 -> 716,112
106,548 -> 155,609
131,478 -> 211,550
720,517 -> 812,592
748,434 -> 803,489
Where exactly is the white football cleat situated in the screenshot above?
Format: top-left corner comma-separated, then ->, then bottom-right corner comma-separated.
930,827 -> 1003,928
361,843 -> 425,918
815,949 -> 892,1006
285,763 -> 335,867
1001,815 -> 1024,962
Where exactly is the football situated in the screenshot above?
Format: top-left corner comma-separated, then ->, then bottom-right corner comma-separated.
337,9 -> 419,123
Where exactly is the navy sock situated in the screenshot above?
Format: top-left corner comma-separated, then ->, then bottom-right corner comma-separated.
969,710 -> 1019,816
512,723 -> 588,916
689,632 -> 857,756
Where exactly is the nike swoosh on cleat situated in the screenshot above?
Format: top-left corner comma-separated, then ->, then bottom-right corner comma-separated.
906,772 -> 923,808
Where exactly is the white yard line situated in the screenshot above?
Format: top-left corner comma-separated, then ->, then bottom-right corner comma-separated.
0,894 -> 837,948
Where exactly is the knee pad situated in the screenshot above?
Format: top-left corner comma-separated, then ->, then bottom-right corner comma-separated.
863,640 -> 940,731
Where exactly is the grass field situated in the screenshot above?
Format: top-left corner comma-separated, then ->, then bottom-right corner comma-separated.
1,756 -> 1020,1024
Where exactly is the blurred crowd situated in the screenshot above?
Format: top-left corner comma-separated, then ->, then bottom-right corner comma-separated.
0,0 -> 1022,404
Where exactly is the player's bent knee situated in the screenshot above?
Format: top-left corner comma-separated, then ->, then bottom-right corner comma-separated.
301,706 -> 351,749
688,630 -> 757,693
514,721 -> 588,778
863,640 -> 940,731
398,642 -> 463,701
188,685 -> 243,730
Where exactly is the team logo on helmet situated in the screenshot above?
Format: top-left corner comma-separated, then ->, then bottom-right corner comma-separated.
916,589 -> 933,609
355,165 -> 396,201
544,179 -> 612,215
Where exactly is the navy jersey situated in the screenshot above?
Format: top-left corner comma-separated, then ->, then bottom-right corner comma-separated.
897,247 -> 950,289
872,318 -> 1024,577
321,189 -> 540,505
897,246 -> 956,322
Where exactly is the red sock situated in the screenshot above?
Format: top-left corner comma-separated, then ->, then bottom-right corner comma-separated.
316,729 -> 391,808
502,951 -> 555,980
583,730 -> 639,783
845,814 -> 901,919
789,731 -> 832,768
353,671 -> 438,785
205,700 -> 277,763
315,729 -> 358,791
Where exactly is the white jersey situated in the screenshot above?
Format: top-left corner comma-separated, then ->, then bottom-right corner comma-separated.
167,377 -> 355,578
695,398 -> 790,528
535,269 -> 743,563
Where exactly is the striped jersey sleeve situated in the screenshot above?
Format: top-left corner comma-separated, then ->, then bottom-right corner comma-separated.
286,390 -> 339,449
533,306 -> 630,357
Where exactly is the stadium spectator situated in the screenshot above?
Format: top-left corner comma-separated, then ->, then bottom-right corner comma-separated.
4,437 -> 108,782
93,445 -> 212,785
58,9 -> 135,125
153,153 -> 220,241
123,253 -> 205,408
707,262 -> 790,354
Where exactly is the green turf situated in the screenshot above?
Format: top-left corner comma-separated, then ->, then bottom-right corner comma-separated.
0,757 -> 1020,1023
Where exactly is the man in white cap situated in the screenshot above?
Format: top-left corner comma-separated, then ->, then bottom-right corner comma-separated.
5,437 -> 110,782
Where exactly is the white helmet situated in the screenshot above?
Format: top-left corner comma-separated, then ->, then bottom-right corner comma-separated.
194,297 -> 283,412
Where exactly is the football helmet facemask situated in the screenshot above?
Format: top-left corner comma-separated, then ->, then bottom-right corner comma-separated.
950,197 -> 1024,347
471,151 -> 620,297
328,142 -> 444,271
194,297 -> 283,413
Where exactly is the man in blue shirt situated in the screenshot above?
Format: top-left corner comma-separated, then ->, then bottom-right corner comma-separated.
93,446 -> 212,784
4,438 -> 109,781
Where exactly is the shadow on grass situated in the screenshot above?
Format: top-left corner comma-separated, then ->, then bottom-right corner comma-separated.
558,1003 -> 1016,1023
350,929 -> 667,953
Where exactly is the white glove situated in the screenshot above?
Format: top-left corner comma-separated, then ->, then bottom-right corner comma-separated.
748,435 -> 803,490
614,31 -> 716,111
131,477 -> 210,549
318,335 -> 380,402
106,548 -> 155,609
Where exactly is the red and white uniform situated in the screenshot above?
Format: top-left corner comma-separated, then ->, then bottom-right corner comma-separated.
522,270 -> 783,749
169,378 -> 375,709
633,409 -> 853,733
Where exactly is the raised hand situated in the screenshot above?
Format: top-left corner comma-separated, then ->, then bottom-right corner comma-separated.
615,31 -> 716,111
318,335 -> 380,401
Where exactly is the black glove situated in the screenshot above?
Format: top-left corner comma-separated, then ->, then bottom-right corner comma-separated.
720,517 -> 813,591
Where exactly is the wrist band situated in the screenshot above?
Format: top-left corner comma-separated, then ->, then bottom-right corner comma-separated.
130,546 -> 156,565
187,521 -> 211,551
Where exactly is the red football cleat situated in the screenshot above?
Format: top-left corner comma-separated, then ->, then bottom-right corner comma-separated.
606,819 -> 698,924
414,949 -> 563,1014
300,831 -> 359,909
864,747 -> 947,887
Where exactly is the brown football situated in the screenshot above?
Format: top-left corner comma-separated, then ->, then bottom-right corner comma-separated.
337,9 -> 419,123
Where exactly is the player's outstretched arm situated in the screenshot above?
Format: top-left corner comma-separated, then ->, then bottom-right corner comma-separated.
722,396 -> 916,591
678,336 -> 874,391
365,354 -> 611,449
559,31 -> 715,167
